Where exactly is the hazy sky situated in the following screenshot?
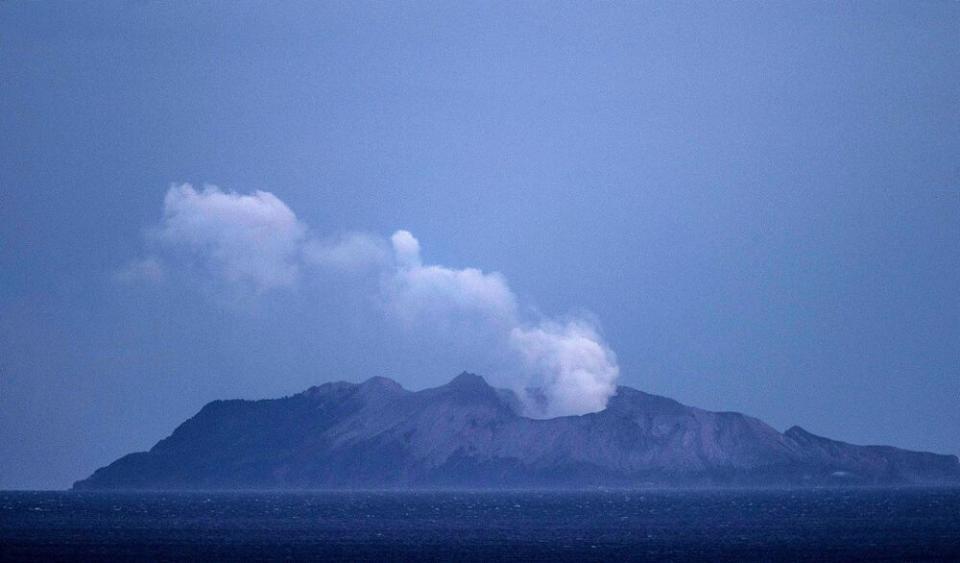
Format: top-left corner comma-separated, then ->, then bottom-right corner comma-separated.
2,1 -> 958,489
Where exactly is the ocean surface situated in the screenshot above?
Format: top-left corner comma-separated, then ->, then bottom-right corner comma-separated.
2,488 -> 959,561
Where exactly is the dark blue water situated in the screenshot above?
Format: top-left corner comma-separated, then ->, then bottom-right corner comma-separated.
2,489 -> 959,561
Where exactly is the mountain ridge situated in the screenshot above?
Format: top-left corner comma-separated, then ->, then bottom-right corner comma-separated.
74,373 -> 960,490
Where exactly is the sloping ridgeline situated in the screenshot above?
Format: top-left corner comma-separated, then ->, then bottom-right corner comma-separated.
74,373 -> 960,489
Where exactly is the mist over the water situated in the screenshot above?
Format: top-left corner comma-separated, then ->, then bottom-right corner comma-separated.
123,183 -> 620,417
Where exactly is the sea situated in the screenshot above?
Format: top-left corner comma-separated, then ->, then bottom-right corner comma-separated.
2,488 -> 959,561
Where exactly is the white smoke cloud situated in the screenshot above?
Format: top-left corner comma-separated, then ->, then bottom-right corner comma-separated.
155,184 -> 307,292
385,230 -> 518,330
302,232 -> 389,273
127,185 -> 621,417
381,231 -> 619,417
115,255 -> 165,283
390,230 -> 422,268
510,321 -> 619,418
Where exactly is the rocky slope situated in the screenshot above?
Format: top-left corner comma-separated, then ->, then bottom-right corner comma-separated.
74,373 -> 960,489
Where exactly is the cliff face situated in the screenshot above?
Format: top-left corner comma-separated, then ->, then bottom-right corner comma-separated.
74,373 -> 960,489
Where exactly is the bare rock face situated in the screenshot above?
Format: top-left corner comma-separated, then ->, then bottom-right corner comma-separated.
73,373 -> 960,490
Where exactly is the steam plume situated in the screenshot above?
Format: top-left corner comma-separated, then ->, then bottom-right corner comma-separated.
123,184 -> 621,417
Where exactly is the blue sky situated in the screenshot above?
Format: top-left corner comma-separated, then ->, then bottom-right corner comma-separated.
1,2 -> 958,489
